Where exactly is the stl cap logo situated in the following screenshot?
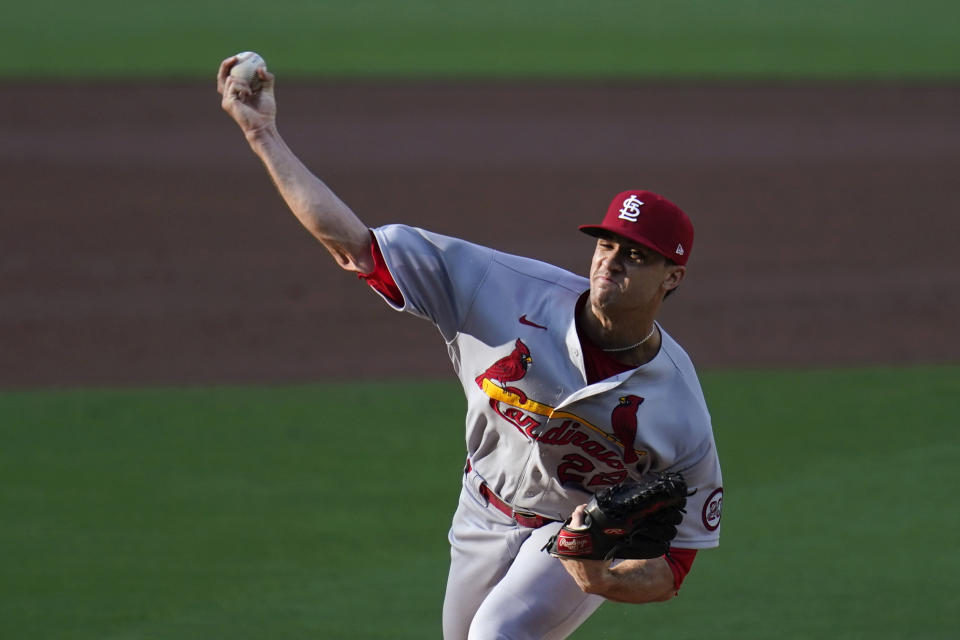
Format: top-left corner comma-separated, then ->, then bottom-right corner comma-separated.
675,243 -> 685,256
617,195 -> 644,222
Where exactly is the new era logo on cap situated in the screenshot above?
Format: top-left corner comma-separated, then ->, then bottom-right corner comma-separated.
579,189 -> 694,266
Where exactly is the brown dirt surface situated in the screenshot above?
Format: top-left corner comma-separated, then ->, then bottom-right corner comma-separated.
2,81 -> 959,389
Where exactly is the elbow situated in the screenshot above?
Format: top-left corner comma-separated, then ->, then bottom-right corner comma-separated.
577,581 -> 606,597
646,573 -> 681,603
330,247 -> 366,273
652,587 -> 679,603
626,585 -> 678,605
321,236 -> 374,274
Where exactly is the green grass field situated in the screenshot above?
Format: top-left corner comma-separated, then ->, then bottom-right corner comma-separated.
3,0 -> 959,79
3,367 -> 958,638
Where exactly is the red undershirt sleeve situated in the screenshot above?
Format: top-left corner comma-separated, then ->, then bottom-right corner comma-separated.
357,230 -> 404,307
665,547 -> 697,591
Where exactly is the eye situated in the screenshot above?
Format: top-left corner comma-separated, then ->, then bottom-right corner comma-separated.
628,249 -> 645,263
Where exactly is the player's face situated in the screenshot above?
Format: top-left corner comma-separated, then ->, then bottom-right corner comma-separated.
588,235 -> 685,312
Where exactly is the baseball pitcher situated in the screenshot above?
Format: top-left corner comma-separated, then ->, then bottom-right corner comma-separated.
218,56 -> 723,640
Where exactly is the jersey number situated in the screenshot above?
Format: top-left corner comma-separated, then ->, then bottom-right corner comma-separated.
557,453 -> 628,487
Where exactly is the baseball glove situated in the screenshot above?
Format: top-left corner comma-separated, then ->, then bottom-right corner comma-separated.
543,472 -> 688,561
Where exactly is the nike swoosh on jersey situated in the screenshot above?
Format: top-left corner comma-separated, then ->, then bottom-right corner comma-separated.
519,315 -> 548,330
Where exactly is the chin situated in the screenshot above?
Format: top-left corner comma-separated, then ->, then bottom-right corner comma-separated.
590,289 -> 619,310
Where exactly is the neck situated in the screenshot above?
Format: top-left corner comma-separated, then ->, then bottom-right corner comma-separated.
579,298 -> 661,364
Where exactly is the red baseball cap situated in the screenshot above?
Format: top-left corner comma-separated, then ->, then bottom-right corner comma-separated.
579,190 -> 693,265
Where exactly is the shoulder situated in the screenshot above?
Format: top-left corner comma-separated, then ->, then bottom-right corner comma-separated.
375,224 -> 587,292
635,327 -> 713,444
488,251 -> 587,295
374,224 -> 492,261
656,326 -> 707,404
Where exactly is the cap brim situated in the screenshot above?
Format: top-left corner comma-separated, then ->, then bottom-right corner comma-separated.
578,224 -> 674,262
578,225 -> 606,237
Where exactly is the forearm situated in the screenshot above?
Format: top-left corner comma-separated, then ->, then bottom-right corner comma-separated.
605,557 -> 677,603
560,556 -> 677,604
246,124 -> 372,273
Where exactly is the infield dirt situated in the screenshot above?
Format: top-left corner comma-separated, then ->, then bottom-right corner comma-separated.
2,82 -> 958,388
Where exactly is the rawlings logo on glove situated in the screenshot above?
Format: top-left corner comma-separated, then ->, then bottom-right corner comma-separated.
555,530 -> 594,555
543,472 -> 689,561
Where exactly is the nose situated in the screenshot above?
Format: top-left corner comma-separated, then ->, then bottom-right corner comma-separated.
599,250 -> 624,272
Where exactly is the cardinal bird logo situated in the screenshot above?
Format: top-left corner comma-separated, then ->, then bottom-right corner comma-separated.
475,338 -> 533,404
611,395 -> 644,464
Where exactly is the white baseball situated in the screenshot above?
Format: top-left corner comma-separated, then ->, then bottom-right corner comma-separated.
230,51 -> 266,92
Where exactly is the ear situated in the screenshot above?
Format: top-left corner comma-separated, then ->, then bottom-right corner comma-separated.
663,265 -> 686,293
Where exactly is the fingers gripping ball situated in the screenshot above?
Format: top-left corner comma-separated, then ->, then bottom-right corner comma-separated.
544,472 -> 689,561
230,51 -> 266,92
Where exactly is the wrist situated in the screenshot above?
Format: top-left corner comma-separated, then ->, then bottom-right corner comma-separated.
245,121 -> 279,147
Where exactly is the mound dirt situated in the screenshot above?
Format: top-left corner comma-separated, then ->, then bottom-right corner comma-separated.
2,82 -> 958,387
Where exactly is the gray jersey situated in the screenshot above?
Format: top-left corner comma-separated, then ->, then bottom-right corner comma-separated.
372,224 -> 723,548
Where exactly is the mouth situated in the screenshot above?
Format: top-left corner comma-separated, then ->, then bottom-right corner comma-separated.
593,273 -> 620,288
